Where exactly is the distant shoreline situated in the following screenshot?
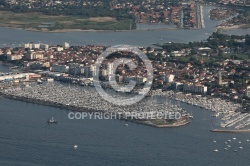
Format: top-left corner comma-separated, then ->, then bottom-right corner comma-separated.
1,24 -> 248,33
0,26 -> 178,33
216,24 -> 248,31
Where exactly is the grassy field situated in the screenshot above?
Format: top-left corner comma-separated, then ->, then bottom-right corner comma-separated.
222,53 -> 250,60
242,24 -> 250,28
0,11 -> 132,31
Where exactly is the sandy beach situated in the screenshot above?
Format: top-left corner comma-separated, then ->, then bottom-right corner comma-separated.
216,24 -> 247,30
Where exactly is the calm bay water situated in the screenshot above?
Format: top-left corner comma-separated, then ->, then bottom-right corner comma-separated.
1,97 -> 250,166
0,64 -> 9,72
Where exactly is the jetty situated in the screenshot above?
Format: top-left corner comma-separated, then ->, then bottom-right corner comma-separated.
210,129 -> 250,133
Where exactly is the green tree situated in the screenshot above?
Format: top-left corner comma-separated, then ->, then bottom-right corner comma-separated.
245,34 -> 250,46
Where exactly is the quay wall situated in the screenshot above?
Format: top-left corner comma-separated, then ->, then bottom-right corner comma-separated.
210,129 -> 250,133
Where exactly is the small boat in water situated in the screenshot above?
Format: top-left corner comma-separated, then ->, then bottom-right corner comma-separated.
212,113 -> 220,117
74,145 -> 78,149
47,117 -> 57,124
213,149 -> 218,152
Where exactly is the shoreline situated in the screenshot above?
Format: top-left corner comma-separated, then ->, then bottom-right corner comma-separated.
1,24 -> 248,34
135,119 -> 191,128
0,26 -> 178,33
216,24 -> 248,31
210,129 -> 250,133
0,92 -> 190,128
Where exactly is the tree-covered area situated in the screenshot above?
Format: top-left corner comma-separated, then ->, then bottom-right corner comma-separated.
246,34 -> 250,45
149,32 -> 250,64
158,32 -> 249,53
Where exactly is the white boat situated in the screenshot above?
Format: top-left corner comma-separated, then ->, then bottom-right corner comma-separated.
213,149 -> 219,152
189,115 -> 194,119
212,113 -> 220,117
47,117 -> 57,124
37,79 -> 43,84
239,147 -> 243,149
74,145 -> 78,149
124,124 -> 128,127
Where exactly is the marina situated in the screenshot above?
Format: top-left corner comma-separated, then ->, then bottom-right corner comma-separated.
0,82 -> 191,127
0,63 -> 250,165
149,90 -> 250,132
147,90 -> 241,114
0,79 -> 247,130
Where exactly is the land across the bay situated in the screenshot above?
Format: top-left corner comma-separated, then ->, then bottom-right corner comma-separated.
1,6 -> 249,48
216,24 -> 249,30
0,10 -> 179,33
0,11 -> 136,31
0,5 -> 248,33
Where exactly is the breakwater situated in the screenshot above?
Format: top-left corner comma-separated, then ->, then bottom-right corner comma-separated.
210,129 -> 250,133
0,87 -> 190,128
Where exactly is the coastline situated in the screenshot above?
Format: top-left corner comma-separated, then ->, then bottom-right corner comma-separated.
133,119 -> 191,128
210,129 -> 250,133
216,24 -> 247,31
1,23 -> 248,34
0,26 -> 178,33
